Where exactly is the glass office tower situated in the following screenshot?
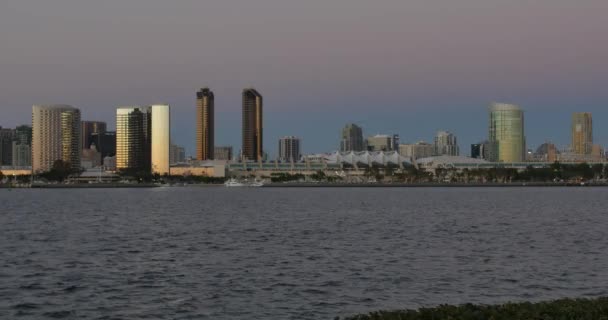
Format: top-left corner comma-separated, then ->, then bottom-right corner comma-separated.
116,106 -> 151,172
488,103 -> 525,162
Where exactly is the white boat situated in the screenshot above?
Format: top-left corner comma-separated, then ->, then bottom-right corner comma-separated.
249,180 -> 264,187
224,178 -> 246,187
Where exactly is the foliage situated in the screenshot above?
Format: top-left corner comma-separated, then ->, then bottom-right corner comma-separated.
38,160 -> 82,182
117,168 -> 155,183
339,297 -> 608,320
270,172 -> 305,183
165,175 -> 225,184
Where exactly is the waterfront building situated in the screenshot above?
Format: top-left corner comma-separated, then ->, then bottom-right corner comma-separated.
90,131 -> 117,160
571,112 -> 592,155
214,146 -> 233,161
81,144 -> 102,169
534,142 -> 558,162
0,127 -> 15,166
242,88 -> 263,161
81,121 -> 107,150
434,131 -> 459,156
279,136 -> 301,162
103,155 -> 116,171
399,141 -> 434,160
470,141 -> 491,160
32,105 -> 81,172
367,134 -> 398,152
116,106 -> 151,172
2,125 -> 32,167
151,104 -> 171,175
12,142 -> 32,167
170,144 -> 186,164
488,103 -> 525,162
340,123 -> 364,152
591,144 -> 604,161
196,88 -> 214,160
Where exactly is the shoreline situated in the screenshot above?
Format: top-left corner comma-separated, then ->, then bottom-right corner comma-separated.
2,182 -> 606,188
263,182 -> 606,188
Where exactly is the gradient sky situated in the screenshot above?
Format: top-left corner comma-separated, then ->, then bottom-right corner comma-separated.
1,0 -> 607,157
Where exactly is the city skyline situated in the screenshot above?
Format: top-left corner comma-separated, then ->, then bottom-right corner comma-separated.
1,1 -> 607,156
1,100 -> 607,161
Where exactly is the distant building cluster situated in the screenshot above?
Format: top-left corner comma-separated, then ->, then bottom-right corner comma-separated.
1,93 -> 606,181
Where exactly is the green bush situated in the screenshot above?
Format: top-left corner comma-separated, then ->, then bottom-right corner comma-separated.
339,298 -> 608,320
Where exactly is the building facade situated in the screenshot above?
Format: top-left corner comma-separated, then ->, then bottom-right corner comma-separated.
32,105 -> 81,172
116,106 -> 151,172
0,127 -> 15,166
196,88 -> 214,160
214,146 -> 233,161
242,88 -> 263,161
81,121 -> 107,150
340,123 -> 364,152
399,141 -> 434,159
151,105 -> 170,175
571,112 -> 592,155
170,144 -> 186,164
279,136 -> 301,162
90,131 -> 117,160
434,131 -> 459,156
366,134 -> 398,152
471,141 -> 491,160
488,103 -> 525,162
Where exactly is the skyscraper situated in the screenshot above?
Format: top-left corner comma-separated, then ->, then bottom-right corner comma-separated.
32,105 -> 81,172
488,103 -> 525,162
116,106 -> 151,172
214,146 -> 233,161
196,88 -> 214,160
340,123 -> 364,152
279,136 -> 301,162
12,125 -> 32,167
242,88 -> 263,161
90,131 -> 117,160
81,121 -> 107,150
571,112 -> 593,155
0,127 -> 15,166
151,104 -> 170,175
434,131 -> 459,156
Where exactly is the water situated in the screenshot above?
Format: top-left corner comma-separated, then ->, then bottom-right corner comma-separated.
1,187 -> 607,319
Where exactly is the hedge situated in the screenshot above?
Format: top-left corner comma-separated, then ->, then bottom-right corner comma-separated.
339,298 -> 608,320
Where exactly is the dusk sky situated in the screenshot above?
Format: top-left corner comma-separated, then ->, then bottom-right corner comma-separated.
1,0 -> 607,157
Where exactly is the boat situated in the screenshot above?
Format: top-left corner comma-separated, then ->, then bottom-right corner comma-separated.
224,178 -> 246,187
249,180 -> 264,187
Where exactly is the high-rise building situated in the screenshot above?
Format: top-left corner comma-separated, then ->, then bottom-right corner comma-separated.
12,141 -> 32,167
196,88 -> 214,160
399,141 -> 434,159
0,127 -> 15,165
4,125 -> 32,167
340,123 -> 364,152
116,106 -> 151,172
32,105 -> 81,172
81,121 -> 107,150
242,88 -> 263,161
488,103 -> 525,162
434,131 -> 459,156
366,134 -> 397,152
471,141 -> 490,160
170,144 -> 186,164
571,112 -> 593,155
151,104 -> 170,175
279,136 -> 301,162
214,146 -> 233,161
90,131 -> 117,160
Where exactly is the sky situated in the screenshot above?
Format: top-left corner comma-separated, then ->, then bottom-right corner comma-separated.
1,0 -> 607,157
